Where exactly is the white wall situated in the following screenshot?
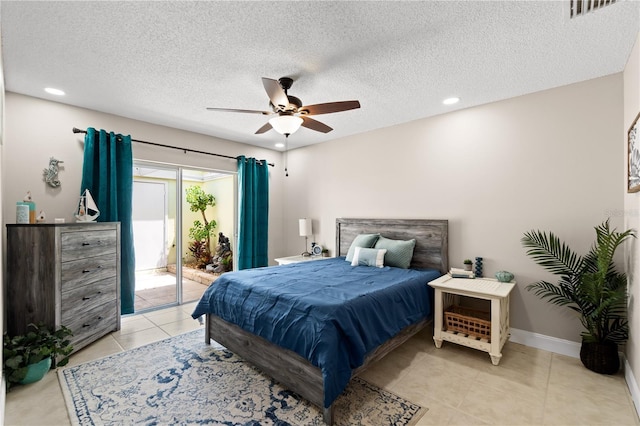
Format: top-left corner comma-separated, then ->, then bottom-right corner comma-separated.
283,74 -> 624,341
2,92 -> 285,264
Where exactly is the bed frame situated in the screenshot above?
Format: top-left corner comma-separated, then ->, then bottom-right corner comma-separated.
204,218 -> 448,424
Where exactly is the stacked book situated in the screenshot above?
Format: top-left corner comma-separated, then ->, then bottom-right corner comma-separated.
449,267 -> 475,279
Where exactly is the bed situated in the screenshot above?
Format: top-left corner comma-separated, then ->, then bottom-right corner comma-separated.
191,218 -> 448,424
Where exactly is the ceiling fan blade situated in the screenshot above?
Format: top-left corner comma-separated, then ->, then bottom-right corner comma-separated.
301,116 -> 333,133
262,78 -> 289,109
299,100 -> 360,116
206,107 -> 272,115
255,122 -> 273,134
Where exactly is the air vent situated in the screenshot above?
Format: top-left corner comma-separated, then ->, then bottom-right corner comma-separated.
569,0 -> 617,18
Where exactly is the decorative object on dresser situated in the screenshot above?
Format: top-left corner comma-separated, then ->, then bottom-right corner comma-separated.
494,270 -> 514,283
6,222 -> 121,356
522,219 -> 634,374
75,189 -> 100,222
474,256 -> 483,277
463,259 -> 472,271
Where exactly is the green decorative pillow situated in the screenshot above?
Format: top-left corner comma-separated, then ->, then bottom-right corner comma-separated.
351,247 -> 387,268
345,233 -> 381,262
374,236 -> 416,269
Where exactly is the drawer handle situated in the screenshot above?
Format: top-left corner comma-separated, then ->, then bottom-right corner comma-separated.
82,317 -> 102,328
83,291 -> 103,301
82,242 -> 91,246
82,266 -> 103,273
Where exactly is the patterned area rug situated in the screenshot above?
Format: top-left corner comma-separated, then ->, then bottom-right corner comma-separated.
59,329 -> 426,425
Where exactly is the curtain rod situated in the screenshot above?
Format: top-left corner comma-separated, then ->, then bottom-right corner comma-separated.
72,127 -> 274,167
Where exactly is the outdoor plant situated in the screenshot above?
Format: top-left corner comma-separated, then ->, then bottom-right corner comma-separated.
3,323 -> 73,390
185,185 -> 217,268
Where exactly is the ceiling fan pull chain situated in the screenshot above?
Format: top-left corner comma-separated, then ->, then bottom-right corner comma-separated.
285,134 -> 289,177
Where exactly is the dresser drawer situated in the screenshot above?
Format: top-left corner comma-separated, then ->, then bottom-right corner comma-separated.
61,253 -> 117,291
61,277 -> 116,313
61,229 -> 118,262
63,300 -> 118,350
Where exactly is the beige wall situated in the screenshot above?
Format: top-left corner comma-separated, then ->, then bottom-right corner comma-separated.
2,72 -> 626,342
624,33 -> 640,394
2,92 -> 285,265
284,74 -> 624,341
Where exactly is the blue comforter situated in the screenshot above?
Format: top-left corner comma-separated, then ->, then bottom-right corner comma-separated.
191,257 -> 439,407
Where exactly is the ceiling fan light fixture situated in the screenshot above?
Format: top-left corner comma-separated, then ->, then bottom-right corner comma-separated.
269,115 -> 303,135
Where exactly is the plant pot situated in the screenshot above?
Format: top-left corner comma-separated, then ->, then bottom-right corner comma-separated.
20,357 -> 52,385
463,264 -> 472,271
580,340 -> 620,375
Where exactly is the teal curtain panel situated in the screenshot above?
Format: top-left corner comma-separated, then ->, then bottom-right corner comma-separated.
237,156 -> 269,269
81,128 -> 136,314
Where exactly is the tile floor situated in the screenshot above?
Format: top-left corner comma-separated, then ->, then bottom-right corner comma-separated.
134,270 -> 211,311
4,305 -> 640,426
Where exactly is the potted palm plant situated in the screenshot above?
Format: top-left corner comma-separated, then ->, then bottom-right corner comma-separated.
522,220 -> 634,374
3,323 -> 73,390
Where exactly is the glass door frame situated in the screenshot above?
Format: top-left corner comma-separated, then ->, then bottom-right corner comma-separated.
133,159 -> 237,312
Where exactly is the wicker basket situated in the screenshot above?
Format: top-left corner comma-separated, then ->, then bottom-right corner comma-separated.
444,305 -> 491,340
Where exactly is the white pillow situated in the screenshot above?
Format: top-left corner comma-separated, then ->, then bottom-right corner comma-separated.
345,233 -> 381,262
351,247 -> 387,268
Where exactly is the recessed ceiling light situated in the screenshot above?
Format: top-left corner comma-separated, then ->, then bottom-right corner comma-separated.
275,142 -> 285,148
442,97 -> 460,105
44,87 -> 65,96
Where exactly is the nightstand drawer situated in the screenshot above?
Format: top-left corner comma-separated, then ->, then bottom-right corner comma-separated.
61,253 -> 117,290
61,229 -> 118,262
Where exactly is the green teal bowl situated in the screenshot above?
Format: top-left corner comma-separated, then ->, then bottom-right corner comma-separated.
20,357 -> 52,385
495,271 -> 514,283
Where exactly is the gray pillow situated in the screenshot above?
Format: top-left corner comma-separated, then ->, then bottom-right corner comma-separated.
374,236 -> 416,269
345,233 -> 381,262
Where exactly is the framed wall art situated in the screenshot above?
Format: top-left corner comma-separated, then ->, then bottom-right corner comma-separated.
628,111 -> 640,193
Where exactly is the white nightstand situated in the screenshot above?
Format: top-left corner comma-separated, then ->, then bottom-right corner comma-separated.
274,255 -> 326,265
428,274 -> 515,365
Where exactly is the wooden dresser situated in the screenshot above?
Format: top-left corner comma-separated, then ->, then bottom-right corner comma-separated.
6,222 -> 121,353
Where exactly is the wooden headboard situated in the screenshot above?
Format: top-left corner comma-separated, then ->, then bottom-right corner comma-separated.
335,218 -> 449,274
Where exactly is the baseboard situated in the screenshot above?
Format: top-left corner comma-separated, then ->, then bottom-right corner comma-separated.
509,327 -> 581,358
625,358 -> 640,420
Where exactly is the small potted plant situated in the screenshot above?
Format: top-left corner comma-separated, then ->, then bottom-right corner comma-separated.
3,323 -> 73,390
463,259 -> 473,271
322,248 -> 330,257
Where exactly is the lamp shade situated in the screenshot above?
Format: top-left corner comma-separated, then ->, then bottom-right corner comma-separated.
269,115 -> 303,135
299,218 -> 312,237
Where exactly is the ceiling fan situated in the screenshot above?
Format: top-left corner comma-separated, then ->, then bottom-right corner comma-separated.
206,77 -> 361,136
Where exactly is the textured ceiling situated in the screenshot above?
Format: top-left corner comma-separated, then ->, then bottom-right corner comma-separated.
1,1 -> 638,151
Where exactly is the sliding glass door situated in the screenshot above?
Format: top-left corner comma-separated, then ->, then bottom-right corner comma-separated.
132,162 -> 234,313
